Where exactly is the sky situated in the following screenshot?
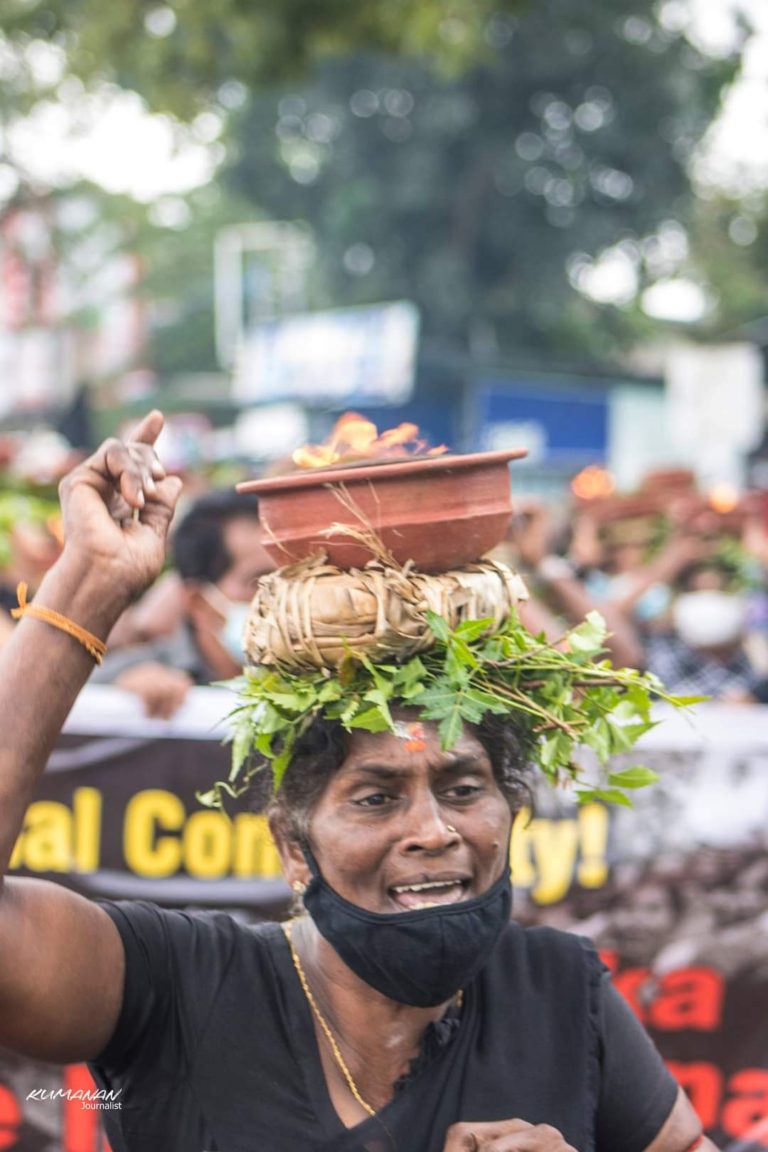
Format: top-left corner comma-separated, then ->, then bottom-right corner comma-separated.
692,0 -> 768,191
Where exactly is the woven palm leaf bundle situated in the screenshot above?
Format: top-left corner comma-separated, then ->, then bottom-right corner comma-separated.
244,553 -> 528,672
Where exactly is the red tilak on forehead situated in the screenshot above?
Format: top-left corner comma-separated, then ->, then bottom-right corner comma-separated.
393,720 -> 428,752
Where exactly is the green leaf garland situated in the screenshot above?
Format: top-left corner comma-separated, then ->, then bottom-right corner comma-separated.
206,610 -> 697,809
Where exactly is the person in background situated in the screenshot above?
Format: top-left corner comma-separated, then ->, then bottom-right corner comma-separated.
495,501 -> 644,669
644,558 -> 761,701
0,506 -> 64,651
91,488 -> 273,716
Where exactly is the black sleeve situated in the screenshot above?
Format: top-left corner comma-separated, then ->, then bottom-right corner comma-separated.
92,899 -> 238,1073
595,971 -> 679,1152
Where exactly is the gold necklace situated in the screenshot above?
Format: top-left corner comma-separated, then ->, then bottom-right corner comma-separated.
283,921 -> 377,1118
282,921 -> 465,1121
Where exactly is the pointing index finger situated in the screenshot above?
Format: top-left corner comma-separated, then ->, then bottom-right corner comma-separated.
128,410 -> 165,448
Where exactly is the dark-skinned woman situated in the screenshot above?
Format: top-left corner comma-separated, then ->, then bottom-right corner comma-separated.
0,416 -> 714,1152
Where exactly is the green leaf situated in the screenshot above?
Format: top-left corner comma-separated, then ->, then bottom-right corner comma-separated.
255,730 -> 275,757
411,680 -> 458,718
592,788 -> 633,807
271,736 -> 296,791
229,722 -> 254,782
317,679 -> 344,704
258,702 -> 295,734
609,699 -> 643,723
447,636 -> 479,670
454,617 -> 495,642
438,707 -> 464,750
608,766 -> 660,789
463,686 -> 509,715
393,657 -> 427,691
338,695 -> 364,725
567,611 -> 608,655
346,706 -> 393,732
425,610 -> 450,643
362,687 -> 394,726
575,789 -> 600,806
540,731 -> 571,771
582,720 -> 612,762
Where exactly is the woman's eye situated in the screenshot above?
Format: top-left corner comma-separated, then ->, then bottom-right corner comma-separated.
445,784 -> 482,801
354,792 -> 393,808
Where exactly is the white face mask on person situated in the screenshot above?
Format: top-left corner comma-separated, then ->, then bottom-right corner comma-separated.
199,585 -> 250,662
672,590 -> 747,650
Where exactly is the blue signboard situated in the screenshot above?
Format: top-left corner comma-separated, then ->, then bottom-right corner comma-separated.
476,378 -> 609,465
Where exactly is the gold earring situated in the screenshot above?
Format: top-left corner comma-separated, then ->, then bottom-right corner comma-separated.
292,880 -> 307,895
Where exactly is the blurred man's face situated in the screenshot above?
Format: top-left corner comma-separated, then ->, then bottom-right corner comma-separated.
185,514 -> 274,679
217,516 -> 273,602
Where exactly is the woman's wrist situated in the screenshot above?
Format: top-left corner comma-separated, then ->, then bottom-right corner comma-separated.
30,551 -> 135,642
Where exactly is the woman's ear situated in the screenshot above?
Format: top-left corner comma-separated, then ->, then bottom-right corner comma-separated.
269,811 -> 310,890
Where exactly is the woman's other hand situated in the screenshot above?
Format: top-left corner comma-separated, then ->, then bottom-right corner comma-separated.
443,1119 -> 577,1151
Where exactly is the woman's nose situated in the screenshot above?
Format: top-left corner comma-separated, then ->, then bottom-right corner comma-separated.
400,793 -> 460,853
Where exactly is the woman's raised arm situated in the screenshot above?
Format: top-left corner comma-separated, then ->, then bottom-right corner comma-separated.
0,411 -> 182,1061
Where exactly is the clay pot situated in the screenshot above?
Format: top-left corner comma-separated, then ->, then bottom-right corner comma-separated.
237,449 -> 527,573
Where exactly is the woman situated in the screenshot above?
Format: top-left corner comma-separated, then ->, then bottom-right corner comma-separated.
0,416 -> 712,1152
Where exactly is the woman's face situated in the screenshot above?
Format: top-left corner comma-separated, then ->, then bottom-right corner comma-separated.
282,719 -> 513,914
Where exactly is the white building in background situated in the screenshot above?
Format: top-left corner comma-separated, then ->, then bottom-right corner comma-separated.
0,196 -> 147,422
607,340 -> 765,494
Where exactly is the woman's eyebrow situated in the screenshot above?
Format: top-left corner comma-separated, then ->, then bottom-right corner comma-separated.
344,764 -> 408,781
344,757 -> 485,780
438,756 -> 486,776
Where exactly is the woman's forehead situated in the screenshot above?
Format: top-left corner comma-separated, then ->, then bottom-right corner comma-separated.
339,723 -> 488,772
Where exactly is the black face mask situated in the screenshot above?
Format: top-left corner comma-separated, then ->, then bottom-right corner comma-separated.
301,847 -> 512,1007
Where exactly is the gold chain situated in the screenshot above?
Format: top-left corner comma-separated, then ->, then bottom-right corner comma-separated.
283,921 -> 377,1118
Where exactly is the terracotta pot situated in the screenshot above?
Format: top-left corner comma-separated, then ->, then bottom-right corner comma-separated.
237,449 -> 527,572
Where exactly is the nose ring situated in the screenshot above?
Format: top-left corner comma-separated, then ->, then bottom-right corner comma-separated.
446,824 -> 457,834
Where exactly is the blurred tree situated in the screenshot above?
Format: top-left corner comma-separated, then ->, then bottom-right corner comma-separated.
688,195 -> 768,336
1,0 -> 756,368
2,0 -> 522,118
220,0 -> 743,359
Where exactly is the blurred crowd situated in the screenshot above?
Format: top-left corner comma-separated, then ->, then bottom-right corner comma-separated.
2,437 -> 768,718
518,841 -> 768,982
494,466 -> 768,708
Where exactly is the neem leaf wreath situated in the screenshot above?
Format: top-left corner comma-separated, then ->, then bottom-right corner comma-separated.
201,588 -> 698,810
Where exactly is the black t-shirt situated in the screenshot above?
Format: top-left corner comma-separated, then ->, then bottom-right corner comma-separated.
90,902 -> 678,1152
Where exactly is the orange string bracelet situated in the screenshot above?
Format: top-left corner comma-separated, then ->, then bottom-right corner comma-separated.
11,582 -> 107,666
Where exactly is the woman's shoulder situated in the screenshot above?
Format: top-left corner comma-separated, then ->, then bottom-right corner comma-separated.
501,919 -> 599,955
490,921 -> 602,984
97,898 -> 286,973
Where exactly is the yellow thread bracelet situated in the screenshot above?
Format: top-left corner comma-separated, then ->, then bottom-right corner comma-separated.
11,582 -> 107,665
